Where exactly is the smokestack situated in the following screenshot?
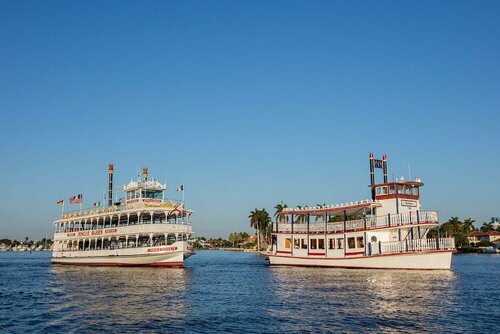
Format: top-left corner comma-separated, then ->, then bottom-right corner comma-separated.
383,154 -> 388,183
108,163 -> 114,207
369,152 -> 375,200
143,167 -> 148,181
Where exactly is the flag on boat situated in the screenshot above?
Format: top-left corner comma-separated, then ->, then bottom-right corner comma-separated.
93,201 -> 100,207
56,200 -> 64,205
70,194 -> 83,204
176,185 -> 184,192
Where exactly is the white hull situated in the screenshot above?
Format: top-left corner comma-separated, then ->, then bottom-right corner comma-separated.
266,250 -> 453,270
52,241 -> 194,267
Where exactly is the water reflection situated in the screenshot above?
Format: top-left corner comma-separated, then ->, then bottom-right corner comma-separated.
45,266 -> 192,331
268,267 -> 457,332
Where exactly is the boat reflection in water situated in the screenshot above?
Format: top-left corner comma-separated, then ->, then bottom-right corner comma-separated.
268,267 -> 457,332
46,265 -> 192,331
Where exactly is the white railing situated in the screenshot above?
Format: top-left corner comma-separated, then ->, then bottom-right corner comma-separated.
369,237 -> 455,255
275,210 -> 438,234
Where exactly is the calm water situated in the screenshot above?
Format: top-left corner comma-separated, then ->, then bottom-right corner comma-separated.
0,251 -> 498,333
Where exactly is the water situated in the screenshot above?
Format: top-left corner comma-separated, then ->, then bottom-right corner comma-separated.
0,251 -> 498,333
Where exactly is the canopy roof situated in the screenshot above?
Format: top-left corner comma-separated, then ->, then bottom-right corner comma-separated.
370,180 -> 424,189
282,200 -> 381,217
123,180 -> 166,192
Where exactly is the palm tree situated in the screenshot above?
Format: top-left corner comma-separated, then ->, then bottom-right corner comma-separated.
463,218 -> 476,232
295,205 -> 307,224
249,208 -> 272,250
480,222 -> 494,232
249,209 -> 261,250
274,203 -> 288,223
259,209 -> 272,246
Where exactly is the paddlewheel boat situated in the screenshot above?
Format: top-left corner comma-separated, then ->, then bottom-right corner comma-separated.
265,153 -> 455,270
52,165 -> 194,267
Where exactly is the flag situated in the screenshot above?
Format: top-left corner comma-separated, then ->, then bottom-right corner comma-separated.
374,159 -> 383,168
56,200 -> 64,205
70,194 -> 83,204
176,185 -> 184,192
93,201 -> 100,207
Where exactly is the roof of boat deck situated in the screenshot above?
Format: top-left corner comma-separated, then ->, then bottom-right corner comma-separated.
282,201 -> 381,216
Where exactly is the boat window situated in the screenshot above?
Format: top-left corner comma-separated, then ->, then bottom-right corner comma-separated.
318,239 -> 325,250
301,239 -> 307,249
347,237 -> 356,249
294,238 -> 300,249
310,239 -> 317,250
376,186 -> 388,195
329,238 -> 335,249
337,238 -> 344,249
397,185 -> 404,194
284,238 -> 291,249
356,237 -> 364,248
405,186 -> 413,195
412,187 -> 419,196
389,185 -> 395,194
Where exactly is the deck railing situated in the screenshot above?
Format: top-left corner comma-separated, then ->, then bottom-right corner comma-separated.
275,210 -> 438,234
369,237 -> 455,255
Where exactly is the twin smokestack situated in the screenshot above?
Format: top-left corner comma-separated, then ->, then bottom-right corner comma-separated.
369,152 -> 388,200
107,164 -> 149,207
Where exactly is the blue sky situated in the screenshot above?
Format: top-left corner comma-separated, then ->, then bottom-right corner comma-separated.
0,0 -> 499,240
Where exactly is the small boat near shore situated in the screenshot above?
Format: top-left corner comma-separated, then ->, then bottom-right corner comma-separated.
51,165 -> 194,267
264,153 -> 456,270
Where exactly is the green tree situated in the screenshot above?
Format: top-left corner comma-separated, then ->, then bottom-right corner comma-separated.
249,208 -> 272,250
438,217 -> 468,248
463,218 -> 476,232
274,203 -> 288,223
480,222 -> 494,232
294,205 -> 307,224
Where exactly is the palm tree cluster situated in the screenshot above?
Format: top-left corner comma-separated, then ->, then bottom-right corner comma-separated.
227,232 -> 250,248
248,208 -> 272,250
431,217 -> 476,248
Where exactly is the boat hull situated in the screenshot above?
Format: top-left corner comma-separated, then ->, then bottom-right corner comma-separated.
52,242 -> 194,267
266,250 -> 454,270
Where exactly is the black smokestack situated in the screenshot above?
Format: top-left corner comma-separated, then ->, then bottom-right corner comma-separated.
108,163 -> 114,207
369,152 -> 375,200
383,154 -> 388,183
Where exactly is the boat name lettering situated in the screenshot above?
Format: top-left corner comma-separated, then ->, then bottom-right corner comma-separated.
105,229 -> 117,233
401,200 -> 417,207
78,231 -> 90,236
66,232 -> 76,237
91,230 -> 103,236
147,246 -> 178,253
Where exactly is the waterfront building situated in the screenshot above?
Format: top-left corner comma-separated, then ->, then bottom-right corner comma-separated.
51,165 -> 194,266
265,153 -> 456,270
468,230 -> 500,246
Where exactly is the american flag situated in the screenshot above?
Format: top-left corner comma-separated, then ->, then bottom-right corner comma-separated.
70,194 -> 83,204
176,185 -> 184,192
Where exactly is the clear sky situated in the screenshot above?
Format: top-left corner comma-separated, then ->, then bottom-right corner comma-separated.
0,0 -> 499,240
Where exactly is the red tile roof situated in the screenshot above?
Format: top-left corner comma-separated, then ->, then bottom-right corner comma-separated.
468,231 -> 500,237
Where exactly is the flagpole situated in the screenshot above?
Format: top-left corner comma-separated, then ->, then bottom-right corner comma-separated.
182,187 -> 185,222
61,201 -> 65,215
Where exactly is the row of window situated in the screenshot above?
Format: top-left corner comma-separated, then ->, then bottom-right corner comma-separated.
284,236 -> 364,250
126,190 -> 163,200
376,185 -> 419,196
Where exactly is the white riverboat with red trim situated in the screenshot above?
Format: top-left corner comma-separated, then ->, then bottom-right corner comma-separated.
51,165 -> 194,267
265,153 -> 455,270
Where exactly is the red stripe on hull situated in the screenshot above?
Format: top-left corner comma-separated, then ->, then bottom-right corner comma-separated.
267,249 -> 454,260
52,262 -> 184,268
268,263 -> 450,270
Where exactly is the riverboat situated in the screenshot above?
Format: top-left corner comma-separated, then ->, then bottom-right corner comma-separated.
265,153 -> 455,270
52,165 -> 194,267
